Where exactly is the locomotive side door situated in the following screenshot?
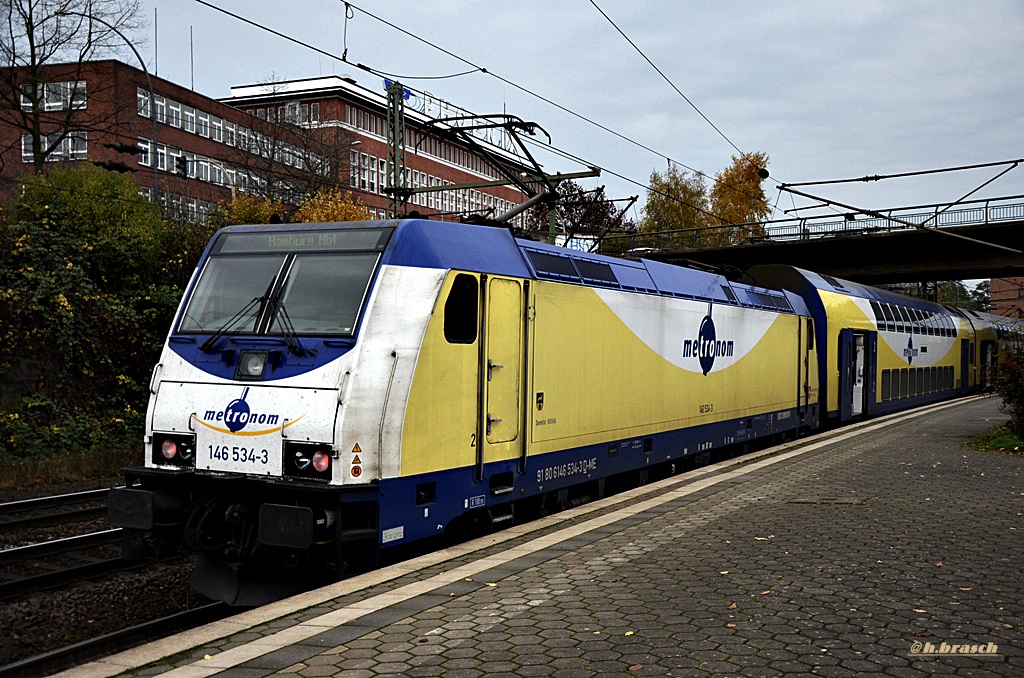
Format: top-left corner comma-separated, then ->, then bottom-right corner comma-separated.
476,275 -> 526,478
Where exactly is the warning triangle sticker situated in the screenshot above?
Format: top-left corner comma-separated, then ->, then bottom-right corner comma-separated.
352,455 -> 362,465
352,443 -> 361,454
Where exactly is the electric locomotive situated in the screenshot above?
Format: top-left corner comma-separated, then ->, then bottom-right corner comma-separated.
108,218 -> 1008,605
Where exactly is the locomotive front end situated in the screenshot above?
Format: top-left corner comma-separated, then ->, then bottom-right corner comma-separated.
109,223 -> 395,605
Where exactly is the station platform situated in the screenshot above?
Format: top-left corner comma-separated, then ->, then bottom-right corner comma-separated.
65,396 -> 1022,678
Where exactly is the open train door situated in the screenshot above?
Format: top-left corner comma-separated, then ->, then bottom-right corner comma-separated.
980,340 -> 997,390
476,275 -> 526,486
839,329 -> 875,421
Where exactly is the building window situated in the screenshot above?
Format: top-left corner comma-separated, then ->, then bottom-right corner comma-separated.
20,131 -> 87,162
20,81 -> 86,111
181,105 -> 194,132
211,116 -> 222,142
311,102 -> 320,122
154,95 -> 166,123
137,87 -> 151,117
168,101 -> 181,128
224,121 -> 235,146
137,137 -> 150,166
197,111 -> 209,137
350,150 -> 359,188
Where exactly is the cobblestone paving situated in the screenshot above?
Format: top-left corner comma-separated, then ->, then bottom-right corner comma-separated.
130,398 -> 1023,677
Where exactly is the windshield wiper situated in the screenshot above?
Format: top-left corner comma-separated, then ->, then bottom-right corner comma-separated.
270,302 -> 309,357
199,296 -> 264,353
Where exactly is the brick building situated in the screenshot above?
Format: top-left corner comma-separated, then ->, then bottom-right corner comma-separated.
0,59 -> 536,223
990,277 -> 1024,318
221,76 -> 536,223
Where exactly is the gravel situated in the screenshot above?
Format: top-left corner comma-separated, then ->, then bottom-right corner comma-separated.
1,557 -> 209,666
2,478 -> 213,667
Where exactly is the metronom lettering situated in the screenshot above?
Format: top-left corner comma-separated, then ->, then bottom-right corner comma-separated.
682,338 -> 735,359
204,410 -> 280,425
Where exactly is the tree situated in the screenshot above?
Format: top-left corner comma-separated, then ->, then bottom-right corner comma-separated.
708,151 -> 771,242
0,0 -> 144,174
937,280 -> 988,311
992,331 -> 1024,437
636,165 -> 710,249
522,180 -> 635,247
0,164 -> 184,461
292,186 -> 371,223
208,193 -> 286,227
969,280 -> 991,312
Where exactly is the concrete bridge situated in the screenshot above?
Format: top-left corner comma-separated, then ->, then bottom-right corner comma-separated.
598,196 -> 1024,285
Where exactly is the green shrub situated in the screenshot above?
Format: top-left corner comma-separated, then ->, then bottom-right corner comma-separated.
0,166 -> 211,470
992,332 -> 1024,437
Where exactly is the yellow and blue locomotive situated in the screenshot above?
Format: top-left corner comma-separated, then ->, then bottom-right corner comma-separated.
108,219 -> 1010,604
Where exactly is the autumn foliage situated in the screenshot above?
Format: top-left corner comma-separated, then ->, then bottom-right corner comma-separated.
292,187 -> 371,223
637,152 -> 771,250
0,166 -> 206,466
708,151 -> 771,240
210,193 -> 286,227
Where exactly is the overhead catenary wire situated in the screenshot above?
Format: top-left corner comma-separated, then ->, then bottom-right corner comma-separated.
587,0 -> 745,159
189,0 -> 777,220
341,1 -> 780,215
778,159 -> 1023,253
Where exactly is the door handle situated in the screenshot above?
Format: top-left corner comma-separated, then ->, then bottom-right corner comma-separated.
487,358 -> 504,381
487,413 -> 503,434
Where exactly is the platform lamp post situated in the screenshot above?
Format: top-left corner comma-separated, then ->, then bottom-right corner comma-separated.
54,10 -> 159,203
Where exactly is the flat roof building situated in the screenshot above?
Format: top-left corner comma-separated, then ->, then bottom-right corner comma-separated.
0,60 -> 538,224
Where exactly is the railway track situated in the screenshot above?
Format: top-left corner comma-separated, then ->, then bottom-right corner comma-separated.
0,601 -> 231,678
0,488 -> 112,532
0,529 -> 128,600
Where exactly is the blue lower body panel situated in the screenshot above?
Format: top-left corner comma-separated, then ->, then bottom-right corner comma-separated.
377,405 -> 818,548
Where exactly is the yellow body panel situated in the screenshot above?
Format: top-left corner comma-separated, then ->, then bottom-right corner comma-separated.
528,282 -> 806,453
402,274 -> 816,476
400,273 -> 481,477
818,290 -> 874,414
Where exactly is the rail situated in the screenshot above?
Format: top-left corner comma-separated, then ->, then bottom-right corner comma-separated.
0,487 -> 112,531
598,195 -> 1024,255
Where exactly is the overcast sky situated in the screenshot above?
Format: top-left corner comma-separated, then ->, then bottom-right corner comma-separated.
134,1 -> 1024,226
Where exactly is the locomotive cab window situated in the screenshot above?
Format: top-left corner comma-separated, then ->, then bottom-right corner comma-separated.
178,227 -> 390,338
444,274 -> 478,344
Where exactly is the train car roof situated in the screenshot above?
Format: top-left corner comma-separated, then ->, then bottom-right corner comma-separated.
388,220 -> 811,315
745,264 -> 955,315
205,221 -> 809,316
515,237 -> 809,315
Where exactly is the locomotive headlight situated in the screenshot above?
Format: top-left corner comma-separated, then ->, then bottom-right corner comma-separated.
235,350 -> 268,380
293,448 -> 312,470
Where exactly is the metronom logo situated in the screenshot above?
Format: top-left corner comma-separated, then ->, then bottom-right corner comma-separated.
909,641 -> 1000,657
681,308 -> 734,376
